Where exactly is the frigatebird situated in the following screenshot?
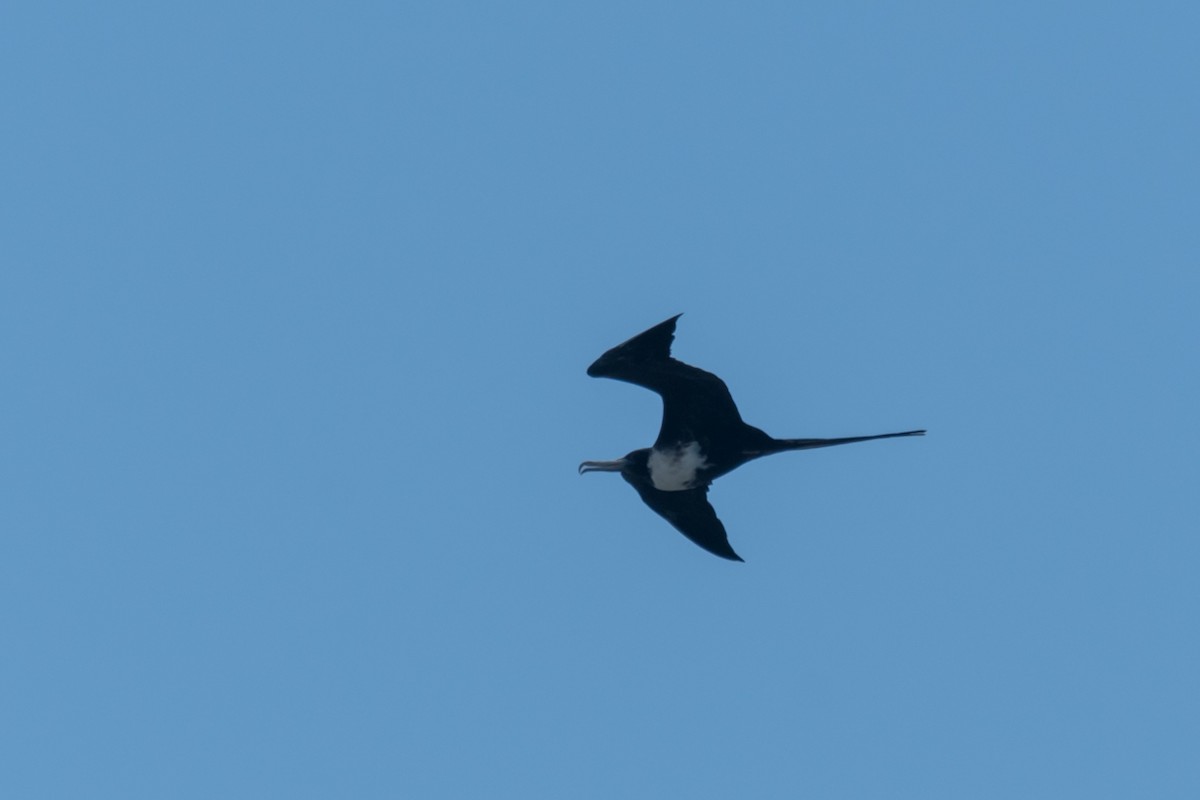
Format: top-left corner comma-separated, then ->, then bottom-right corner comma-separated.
579,314 -> 925,561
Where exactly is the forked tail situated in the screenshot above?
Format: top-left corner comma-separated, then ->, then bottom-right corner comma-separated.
771,429 -> 926,453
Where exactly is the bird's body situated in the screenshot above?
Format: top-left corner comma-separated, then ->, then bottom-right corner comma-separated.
580,314 -> 925,561
646,441 -> 709,491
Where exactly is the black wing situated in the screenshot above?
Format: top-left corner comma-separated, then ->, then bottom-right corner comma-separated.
586,315 -> 749,449
624,477 -> 744,562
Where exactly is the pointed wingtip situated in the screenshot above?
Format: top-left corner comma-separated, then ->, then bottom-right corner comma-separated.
652,313 -> 683,334
709,543 -> 745,562
586,314 -> 686,378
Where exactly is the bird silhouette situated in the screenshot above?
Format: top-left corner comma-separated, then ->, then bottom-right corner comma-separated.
580,314 -> 924,561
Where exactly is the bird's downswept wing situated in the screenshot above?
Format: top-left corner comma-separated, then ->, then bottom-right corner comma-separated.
586,314 -> 749,448
623,478 -> 744,562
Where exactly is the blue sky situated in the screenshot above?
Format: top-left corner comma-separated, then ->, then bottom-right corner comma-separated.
3,2 -> 1197,797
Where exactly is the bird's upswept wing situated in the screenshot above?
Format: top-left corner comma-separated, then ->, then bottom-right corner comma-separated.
624,478 -> 743,562
586,315 -> 751,449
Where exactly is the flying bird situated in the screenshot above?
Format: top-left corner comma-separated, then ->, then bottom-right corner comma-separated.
579,314 -> 924,561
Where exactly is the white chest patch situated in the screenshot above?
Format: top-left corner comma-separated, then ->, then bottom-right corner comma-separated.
647,442 -> 709,492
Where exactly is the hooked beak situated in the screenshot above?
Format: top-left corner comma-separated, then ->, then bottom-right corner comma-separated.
578,458 -> 628,475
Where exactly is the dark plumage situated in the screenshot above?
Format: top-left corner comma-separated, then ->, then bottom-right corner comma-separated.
579,314 -> 925,561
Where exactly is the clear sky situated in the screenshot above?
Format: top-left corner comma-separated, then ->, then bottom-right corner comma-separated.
3,2 -> 1197,798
